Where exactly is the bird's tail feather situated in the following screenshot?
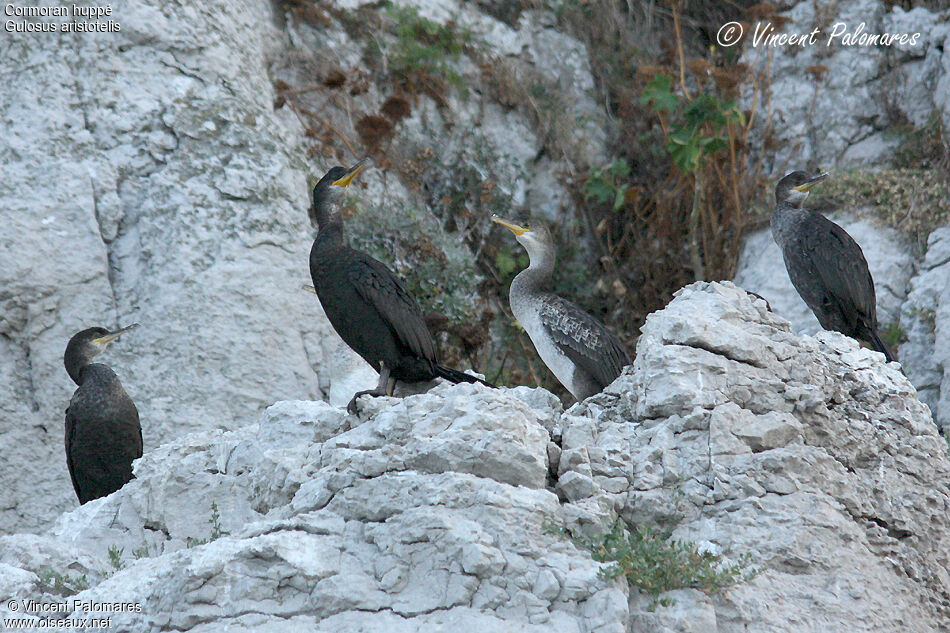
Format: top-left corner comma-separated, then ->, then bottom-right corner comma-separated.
864,325 -> 895,363
434,364 -> 496,388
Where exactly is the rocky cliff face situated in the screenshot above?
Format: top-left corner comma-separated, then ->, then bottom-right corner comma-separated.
3,0 -> 947,538
1,283 -> 947,632
745,0 -> 950,169
736,0 -> 950,430
0,0 -> 609,533
1,0 -> 329,532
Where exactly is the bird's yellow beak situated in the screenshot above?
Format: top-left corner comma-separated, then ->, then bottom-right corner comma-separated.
792,172 -> 829,192
332,158 -> 370,187
302,284 -> 317,294
93,323 -> 139,345
492,214 -> 530,236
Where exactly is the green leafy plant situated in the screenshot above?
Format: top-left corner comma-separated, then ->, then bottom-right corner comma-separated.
132,540 -> 151,559
384,2 -> 472,93
107,545 -> 124,571
37,569 -> 89,596
186,501 -> 229,548
564,521 -> 755,604
640,70 -> 747,281
642,76 -> 744,174
584,159 -> 633,211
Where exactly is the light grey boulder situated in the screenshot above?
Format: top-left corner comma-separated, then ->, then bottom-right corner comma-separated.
560,281 -> 950,632
10,382 -> 624,632
2,281 -> 947,631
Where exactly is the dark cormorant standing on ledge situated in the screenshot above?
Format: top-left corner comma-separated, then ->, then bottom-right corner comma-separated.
493,215 -> 631,400
771,170 -> 894,362
64,324 -> 142,504
309,159 -> 493,413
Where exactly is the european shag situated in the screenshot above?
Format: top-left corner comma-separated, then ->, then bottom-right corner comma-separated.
63,324 -> 142,505
493,215 -> 631,400
771,171 -> 894,362
309,159 -> 493,413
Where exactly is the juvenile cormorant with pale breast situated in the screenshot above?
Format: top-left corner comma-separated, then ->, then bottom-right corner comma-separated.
771,170 -> 894,362
309,159 -> 493,412
493,215 -> 631,400
64,324 -> 142,504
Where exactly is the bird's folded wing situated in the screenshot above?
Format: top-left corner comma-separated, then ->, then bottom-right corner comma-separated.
800,214 -> 877,325
348,254 -> 438,361
64,407 -> 82,501
540,296 -> 631,389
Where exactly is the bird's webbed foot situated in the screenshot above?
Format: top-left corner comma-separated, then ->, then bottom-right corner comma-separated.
346,387 -> 390,414
346,363 -> 395,414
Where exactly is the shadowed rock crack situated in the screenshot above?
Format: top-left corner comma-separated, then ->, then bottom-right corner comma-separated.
673,341 -> 767,370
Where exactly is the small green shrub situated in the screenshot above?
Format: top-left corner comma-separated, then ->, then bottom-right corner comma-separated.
384,2 -> 472,92
881,322 -> 904,348
132,540 -> 151,559
186,501 -> 229,548
37,569 -> 89,596
584,159 -> 633,211
570,521 -> 755,602
107,545 -> 124,571
346,198 -> 483,329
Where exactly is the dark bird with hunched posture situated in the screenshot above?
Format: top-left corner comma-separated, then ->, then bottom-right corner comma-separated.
493,215 -> 631,401
63,324 -> 142,504
771,170 -> 895,362
309,159 -> 493,413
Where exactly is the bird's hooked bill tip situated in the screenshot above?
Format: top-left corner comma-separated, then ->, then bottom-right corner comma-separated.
491,215 -> 530,236
302,284 -> 318,294
93,323 -> 139,345
792,172 -> 829,192
332,157 -> 370,188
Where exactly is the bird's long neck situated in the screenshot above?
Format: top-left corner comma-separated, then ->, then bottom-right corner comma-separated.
512,244 -> 555,296
64,348 -> 92,386
770,201 -> 807,249
314,221 -> 344,253
311,187 -> 345,253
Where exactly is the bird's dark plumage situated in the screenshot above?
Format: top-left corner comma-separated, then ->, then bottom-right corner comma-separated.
493,215 -> 631,400
308,159 -> 492,412
64,325 -> 142,504
771,170 -> 894,362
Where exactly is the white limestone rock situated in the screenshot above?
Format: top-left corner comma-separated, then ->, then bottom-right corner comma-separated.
560,281 -> 950,632
743,1 -> 950,169
2,281 -> 947,631
901,227 -> 950,430
0,0 -> 612,535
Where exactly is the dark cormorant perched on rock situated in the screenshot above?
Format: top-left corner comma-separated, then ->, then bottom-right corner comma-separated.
64,324 -> 142,504
493,215 -> 631,400
309,159 -> 493,413
771,170 -> 894,362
